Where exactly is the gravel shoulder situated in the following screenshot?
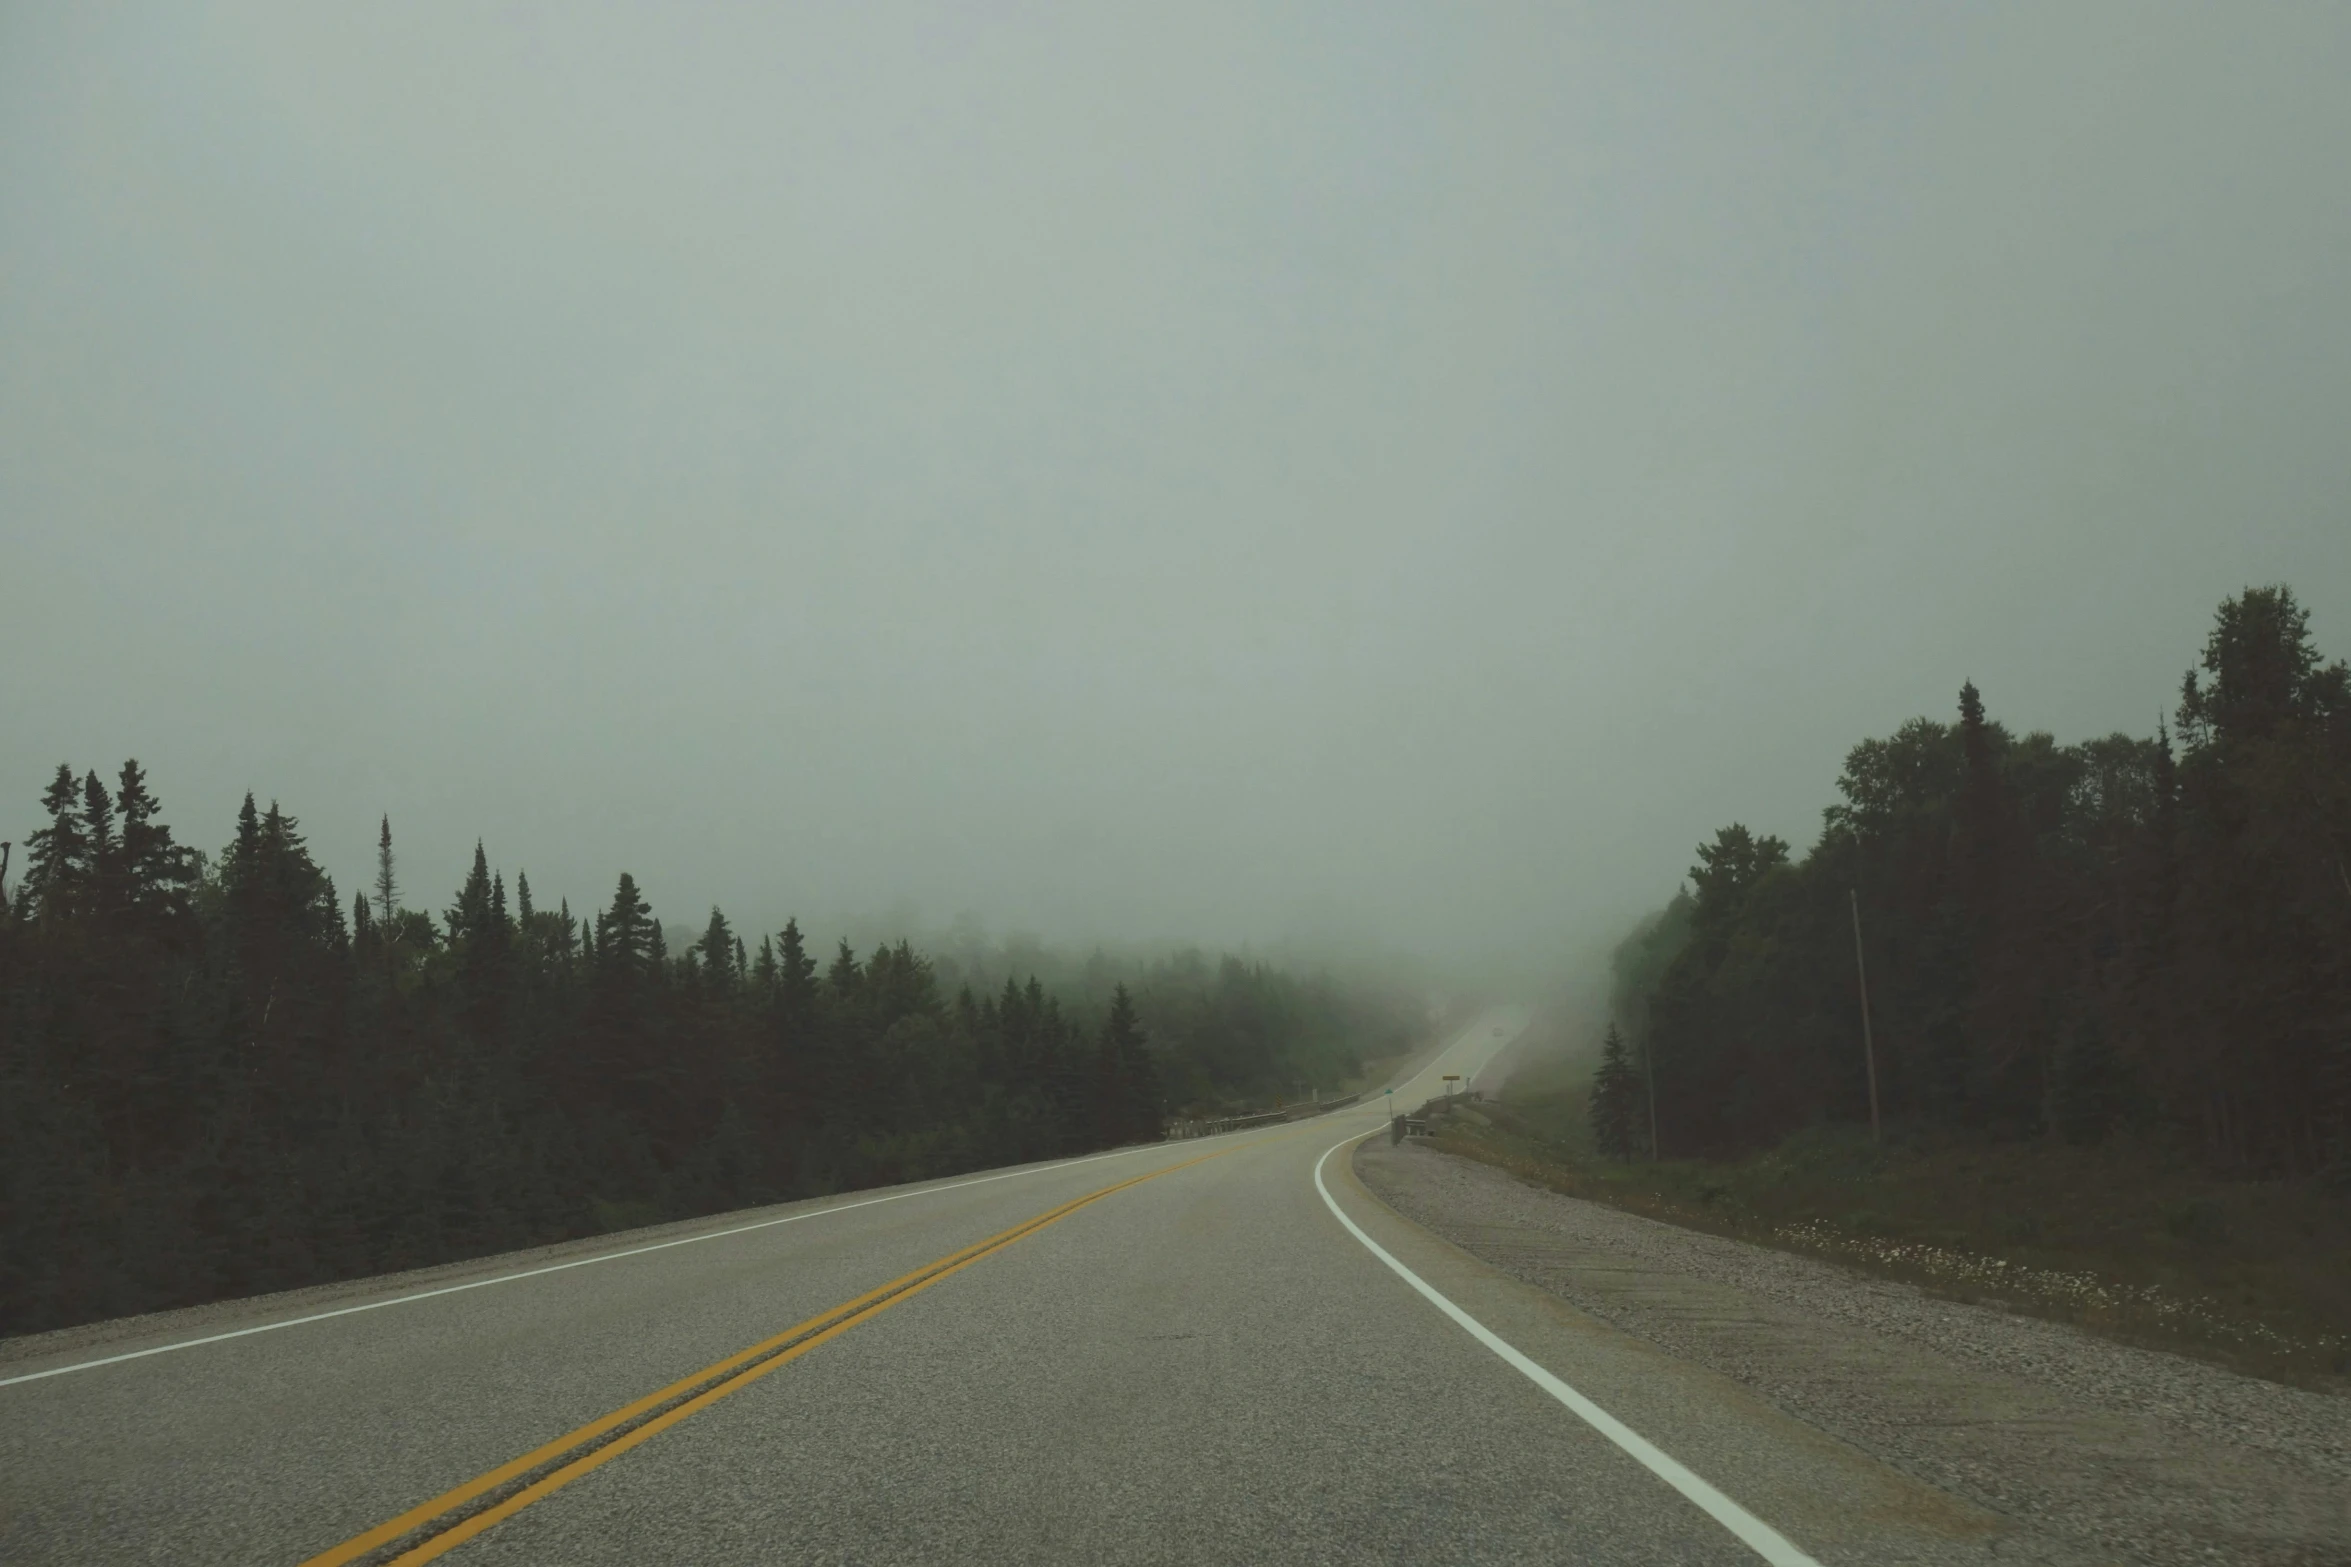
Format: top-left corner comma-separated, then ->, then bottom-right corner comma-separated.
1356,1137 -> 2351,1567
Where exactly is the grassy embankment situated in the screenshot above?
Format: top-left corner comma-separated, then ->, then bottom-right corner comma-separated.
1438,1050 -> 2351,1391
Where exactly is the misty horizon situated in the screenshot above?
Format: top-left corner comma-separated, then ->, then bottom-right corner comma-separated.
7,4 -> 2348,975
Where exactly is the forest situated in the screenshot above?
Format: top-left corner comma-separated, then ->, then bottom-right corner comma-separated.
0,786 -> 1414,1337
1595,585 -> 2351,1179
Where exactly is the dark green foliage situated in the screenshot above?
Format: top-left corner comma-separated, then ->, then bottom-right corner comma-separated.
1096,984 -> 1163,1146
23,763 -> 88,922
1619,586 -> 2351,1175
697,907 -> 736,990
1588,1024 -> 1643,1160
0,772 -> 1404,1335
374,815 -> 398,926
2053,1011 -> 2124,1146
597,873 -> 653,982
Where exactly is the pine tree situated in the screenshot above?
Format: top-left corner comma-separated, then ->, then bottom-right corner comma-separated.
1100,983 -> 1162,1143
598,873 -> 652,980
112,759 -> 187,922
448,842 -> 493,943
23,763 -> 89,922
698,906 -> 737,989
826,939 -> 861,1002
81,770 -> 118,916
777,919 -> 817,1021
1956,680 -> 2005,912
516,870 -> 534,924
1589,1024 -> 1641,1160
375,815 -> 399,926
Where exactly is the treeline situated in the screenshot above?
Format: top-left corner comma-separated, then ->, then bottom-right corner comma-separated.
0,778 -> 1409,1336
1605,585 -> 2350,1177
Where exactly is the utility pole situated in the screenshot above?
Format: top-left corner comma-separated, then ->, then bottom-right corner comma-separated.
1850,888 -> 1882,1144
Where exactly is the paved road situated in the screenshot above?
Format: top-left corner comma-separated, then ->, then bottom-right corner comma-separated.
1,1009 -> 2005,1564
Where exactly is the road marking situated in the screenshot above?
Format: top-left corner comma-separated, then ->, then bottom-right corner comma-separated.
301,1147 -> 1228,1566
1313,1131 -> 1821,1567
0,1134 -> 1254,1390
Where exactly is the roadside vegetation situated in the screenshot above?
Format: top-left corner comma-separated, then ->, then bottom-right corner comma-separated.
1433,1083 -> 2349,1387
0,785 -> 1418,1337
1472,585 -> 2351,1386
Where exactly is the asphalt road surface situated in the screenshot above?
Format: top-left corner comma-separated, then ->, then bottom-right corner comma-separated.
2,1009 -> 2018,1565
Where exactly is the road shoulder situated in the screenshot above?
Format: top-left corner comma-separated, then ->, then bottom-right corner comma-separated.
1353,1136 -> 2351,1567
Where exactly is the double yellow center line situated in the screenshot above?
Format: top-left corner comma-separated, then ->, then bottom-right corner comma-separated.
303,1148 -> 1224,1566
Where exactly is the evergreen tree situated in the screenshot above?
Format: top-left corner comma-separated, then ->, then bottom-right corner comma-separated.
374,815 -> 399,926
516,870 -> 534,924
1589,1024 -> 1641,1160
598,873 -> 652,981
1956,680 -> 2005,913
826,939 -> 861,1002
1100,983 -> 1163,1143
448,842 -> 493,943
777,919 -> 817,1021
80,771 -> 118,915
698,907 -> 737,989
113,759 -> 188,923
23,763 -> 88,922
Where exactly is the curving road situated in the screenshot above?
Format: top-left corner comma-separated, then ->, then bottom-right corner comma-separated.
1,1010 -> 2009,1564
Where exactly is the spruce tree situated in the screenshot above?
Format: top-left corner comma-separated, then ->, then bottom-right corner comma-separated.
375,815 -> 398,926
1589,1024 -> 1641,1160
81,770 -> 118,916
698,906 -> 736,989
777,919 -> 817,1021
113,759 -> 186,921
599,873 -> 652,980
827,940 -> 861,1001
449,842 -> 493,943
1101,984 -> 1162,1143
23,763 -> 89,922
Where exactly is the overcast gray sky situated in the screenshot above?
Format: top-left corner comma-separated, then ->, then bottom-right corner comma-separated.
5,3 -> 2348,971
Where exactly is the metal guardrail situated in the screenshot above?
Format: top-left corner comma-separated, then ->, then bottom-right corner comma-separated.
1164,1091 -> 1364,1140
1393,1088 -> 1483,1142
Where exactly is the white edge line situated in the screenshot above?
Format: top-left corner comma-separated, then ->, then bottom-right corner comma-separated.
1,1130 -> 1264,1389
1313,1129 -> 1821,1567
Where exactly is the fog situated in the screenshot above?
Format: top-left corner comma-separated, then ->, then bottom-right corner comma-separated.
5,4 -> 2349,977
